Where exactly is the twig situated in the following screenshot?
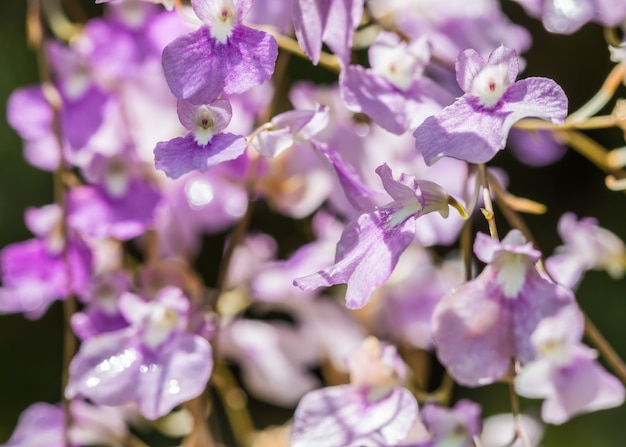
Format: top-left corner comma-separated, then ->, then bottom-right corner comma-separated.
554,130 -> 614,173
509,376 -> 532,447
478,164 -> 498,239
252,25 -> 341,73
514,114 -> 617,131
566,63 -> 626,124
27,1 -> 77,445
211,362 -> 256,447
487,173 -> 540,248
584,314 -> 626,385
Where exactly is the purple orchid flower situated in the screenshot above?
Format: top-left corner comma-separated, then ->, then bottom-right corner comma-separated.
546,213 -> 626,289
67,178 -> 161,241
413,46 -> 567,165
341,33 -> 455,134
0,400 -> 132,447
513,0 -> 626,34
515,307 -> 625,424
294,164 -> 460,309
0,403 -> 65,447
0,205 -> 92,319
71,271 -> 133,341
162,0 -> 278,104
65,287 -> 213,420
292,0 -> 363,67
291,337 -> 418,447
154,99 -> 247,179
252,105 -> 342,218
432,230 -> 579,387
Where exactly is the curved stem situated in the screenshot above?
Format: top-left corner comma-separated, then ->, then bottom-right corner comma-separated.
584,314 -> 626,385
566,63 -> 626,124
604,27 -> 622,47
555,130 -> 613,172
514,114 -> 617,131
42,0 -> 82,42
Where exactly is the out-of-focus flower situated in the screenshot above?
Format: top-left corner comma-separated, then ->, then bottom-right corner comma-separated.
515,307 -> 625,424
546,213 -> 626,289
66,287 -> 213,420
432,230 -> 578,386
291,337 -> 418,447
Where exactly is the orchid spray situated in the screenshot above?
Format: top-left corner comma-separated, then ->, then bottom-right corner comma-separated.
2,1 -> 626,447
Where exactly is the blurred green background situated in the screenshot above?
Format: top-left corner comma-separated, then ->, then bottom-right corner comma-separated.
1,1 -> 626,446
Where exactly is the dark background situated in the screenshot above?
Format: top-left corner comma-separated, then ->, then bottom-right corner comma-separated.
1,1 -> 626,445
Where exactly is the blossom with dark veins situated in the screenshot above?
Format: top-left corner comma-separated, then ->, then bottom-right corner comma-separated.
291,337 -> 418,447
414,46 -> 567,165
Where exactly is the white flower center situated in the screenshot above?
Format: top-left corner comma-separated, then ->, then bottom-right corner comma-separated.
143,304 -> 180,349
63,68 -> 91,100
387,201 -> 422,228
210,2 -> 236,44
537,338 -> 572,365
46,222 -> 66,256
193,107 -> 216,146
495,252 -> 529,298
470,64 -> 510,107
373,45 -> 423,91
105,159 -> 130,198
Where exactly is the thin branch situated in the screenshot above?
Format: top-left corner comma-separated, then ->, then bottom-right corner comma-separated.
554,130 -> 614,173
508,379 -> 532,447
487,172 -> 540,248
514,114 -> 617,131
42,0 -> 82,42
27,1 -> 77,445
584,314 -> 626,385
478,164 -> 498,239
252,25 -> 341,73
566,63 -> 626,124
211,362 -> 256,447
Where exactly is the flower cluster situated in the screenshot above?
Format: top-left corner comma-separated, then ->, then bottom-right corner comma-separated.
2,0 -> 626,446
